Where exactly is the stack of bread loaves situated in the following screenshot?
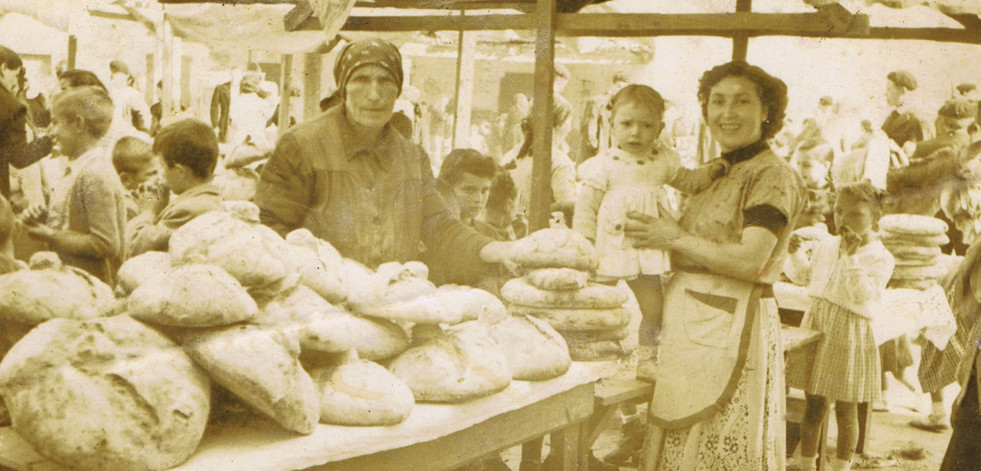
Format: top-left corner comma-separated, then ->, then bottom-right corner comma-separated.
880,214 -> 950,290
504,225 -> 632,361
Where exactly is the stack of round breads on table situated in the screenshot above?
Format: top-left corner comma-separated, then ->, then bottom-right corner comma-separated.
504,225 -> 632,361
880,214 -> 950,290
0,207 -> 572,471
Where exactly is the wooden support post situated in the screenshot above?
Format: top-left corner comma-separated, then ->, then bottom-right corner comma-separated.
145,54 -> 155,107
732,0 -> 752,61
67,35 -> 77,69
181,55 -> 192,110
302,53 -> 321,119
452,22 -> 477,150
279,54 -> 293,130
529,0 -> 557,232
161,17 -> 175,120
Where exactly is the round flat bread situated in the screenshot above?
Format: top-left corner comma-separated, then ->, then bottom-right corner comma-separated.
501,278 -> 628,309
882,243 -> 941,260
879,214 -> 948,236
510,226 -> 598,270
508,304 -> 631,331
880,232 -> 950,247
893,256 -> 941,267
888,278 -> 938,290
891,263 -> 949,281
557,326 -> 630,343
566,339 -> 625,362
524,268 -> 589,291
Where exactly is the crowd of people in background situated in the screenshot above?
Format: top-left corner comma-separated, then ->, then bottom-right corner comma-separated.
5,35 -> 981,471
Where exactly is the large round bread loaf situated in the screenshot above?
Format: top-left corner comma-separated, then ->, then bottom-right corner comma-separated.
487,315 -> 571,381
169,210 -> 298,299
510,226 -> 599,270
115,251 -> 173,296
880,232 -> 950,247
892,263 -> 949,281
302,313 -> 409,361
501,278 -> 628,309
129,264 -> 258,327
524,268 -> 589,291
285,229 -> 348,303
311,351 -> 414,426
388,322 -> 512,403
184,325 -> 319,434
348,262 -> 463,324
879,214 -> 948,236
435,284 -> 508,323
882,243 -> 942,260
507,304 -> 632,331
0,253 -> 114,326
0,316 -> 211,471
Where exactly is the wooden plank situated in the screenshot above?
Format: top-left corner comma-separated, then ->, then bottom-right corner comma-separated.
732,0 -> 752,61
528,0 -> 556,232
355,0 -> 534,9
66,35 -> 76,70
341,13 -> 532,31
452,29 -> 477,149
279,54 -> 293,129
306,383 -> 594,471
594,378 -> 653,408
302,53 -> 322,119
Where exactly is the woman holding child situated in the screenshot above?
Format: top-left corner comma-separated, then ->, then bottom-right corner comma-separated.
625,61 -> 804,470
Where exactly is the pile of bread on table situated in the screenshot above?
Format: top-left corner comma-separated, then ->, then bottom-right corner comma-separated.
879,214 -> 956,289
0,208 -> 591,471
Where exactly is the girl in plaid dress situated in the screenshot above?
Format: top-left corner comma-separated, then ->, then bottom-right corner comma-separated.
788,182 -> 895,471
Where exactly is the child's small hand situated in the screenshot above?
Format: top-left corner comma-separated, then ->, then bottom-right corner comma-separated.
788,234 -> 802,254
136,185 -> 169,216
20,204 -> 47,225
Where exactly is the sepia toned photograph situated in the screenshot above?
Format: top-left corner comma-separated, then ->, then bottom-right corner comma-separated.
0,0 -> 979,469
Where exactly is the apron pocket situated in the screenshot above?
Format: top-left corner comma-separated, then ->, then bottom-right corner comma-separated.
682,288 -> 737,348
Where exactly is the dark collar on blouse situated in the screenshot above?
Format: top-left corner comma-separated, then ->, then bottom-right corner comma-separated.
721,139 -> 769,166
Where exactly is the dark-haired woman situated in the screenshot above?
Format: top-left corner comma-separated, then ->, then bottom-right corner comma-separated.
626,61 -> 804,470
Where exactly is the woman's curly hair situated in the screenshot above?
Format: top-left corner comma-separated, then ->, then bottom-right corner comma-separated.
697,61 -> 789,141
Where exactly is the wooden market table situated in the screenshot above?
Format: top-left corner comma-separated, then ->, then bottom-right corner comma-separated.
0,364 -> 598,471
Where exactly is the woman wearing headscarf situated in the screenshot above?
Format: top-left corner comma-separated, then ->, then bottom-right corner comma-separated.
624,61 -> 804,470
255,38 -> 512,276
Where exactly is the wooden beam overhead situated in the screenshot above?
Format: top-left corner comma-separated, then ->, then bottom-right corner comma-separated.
341,13 -> 532,31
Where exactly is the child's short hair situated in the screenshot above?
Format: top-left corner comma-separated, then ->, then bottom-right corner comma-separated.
836,181 -> 886,215
153,119 -> 219,180
486,171 -> 517,214
57,69 -> 108,92
609,84 -> 666,120
112,136 -> 153,174
438,149 -> 497,186
52,86 -> 114,139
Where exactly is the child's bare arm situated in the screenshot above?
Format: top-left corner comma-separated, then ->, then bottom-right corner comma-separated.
669,161 -> 726,194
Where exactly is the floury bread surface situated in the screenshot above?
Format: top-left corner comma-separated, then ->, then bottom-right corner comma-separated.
128,263 -> 258,327
487,315 -> 571,381
311,350 -> 414,426
0,316 -> 211,471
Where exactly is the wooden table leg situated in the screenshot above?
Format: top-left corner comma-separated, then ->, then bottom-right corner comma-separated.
550,424 -> 582,471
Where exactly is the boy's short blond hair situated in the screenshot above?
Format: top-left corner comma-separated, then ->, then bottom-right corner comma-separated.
52,86 -> 114,139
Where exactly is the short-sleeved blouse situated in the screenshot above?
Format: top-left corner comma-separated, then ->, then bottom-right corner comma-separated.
672,148 -> 804,284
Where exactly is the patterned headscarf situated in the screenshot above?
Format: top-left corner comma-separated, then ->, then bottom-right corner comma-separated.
333,38 -> 403,97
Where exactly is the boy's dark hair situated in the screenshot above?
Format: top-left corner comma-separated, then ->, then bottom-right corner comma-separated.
57,69 -> 108,92
0,46 -> 22,74
153,119 -> 218,180
112,136 -> 153,173
438,148 -> 497,186
837,181 -> 886,225
486,170 -> 517,214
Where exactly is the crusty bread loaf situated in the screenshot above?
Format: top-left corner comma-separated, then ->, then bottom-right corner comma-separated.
892,263 -> 949,281
311,350 -> 414,426
170,210 -> 299,299
388,322 -> 512,403
0,253 -> 114,326
880,232 -> 950,247
507,304 -> 632,331
557,326 -> 630,343
566,339 -> 626,361
0,316 -> 211,471
301,312 -> 409,361
115,251 -> 173,296
501,278 -> 628,309
348,262 -> 465,324
435,284 -> 508,323
184,325 -> 319,434
487,315 -> 571,381
524,268 -> 589,291
285,229 -> 348,303
510,226 -> 599,270
882,243 -> 941,260
129,264 -> 258,327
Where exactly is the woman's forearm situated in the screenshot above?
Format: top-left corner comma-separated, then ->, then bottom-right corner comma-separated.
665,226 -> 779,283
